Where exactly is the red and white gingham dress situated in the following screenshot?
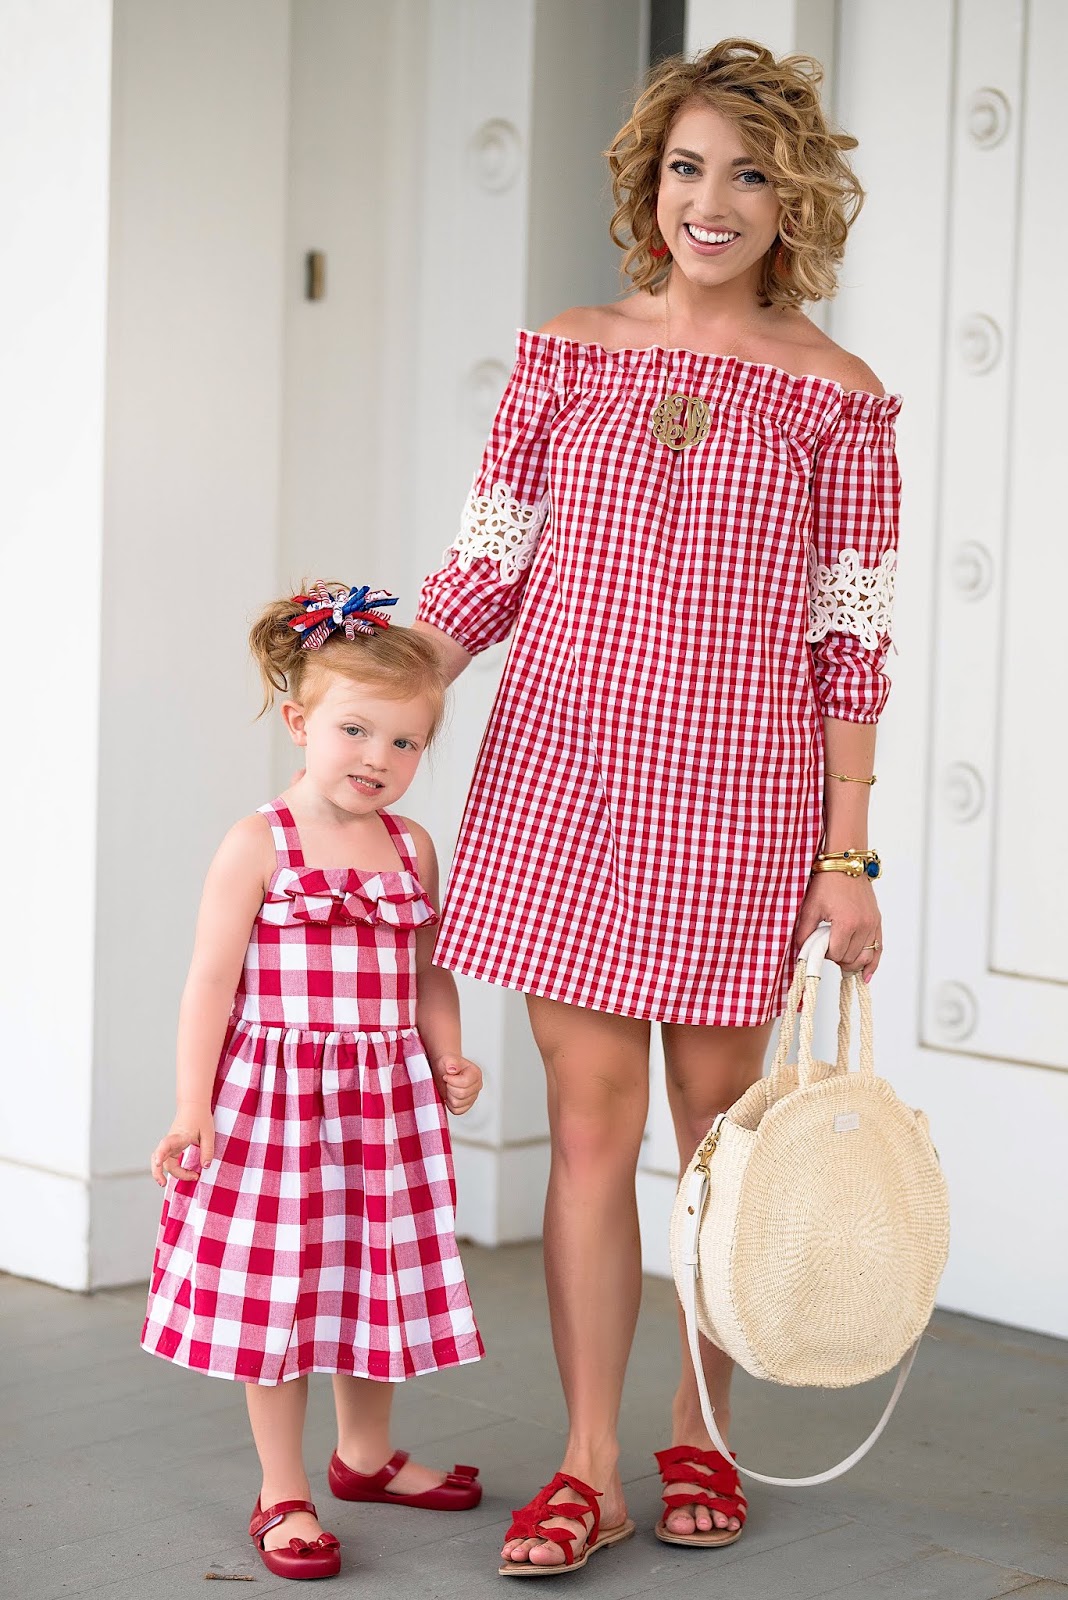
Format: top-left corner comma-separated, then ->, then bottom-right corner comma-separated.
141,801 -> 484,1384
417,333 -> 901,1026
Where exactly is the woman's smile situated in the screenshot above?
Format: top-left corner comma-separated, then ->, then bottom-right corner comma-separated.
682,222 -> 741,254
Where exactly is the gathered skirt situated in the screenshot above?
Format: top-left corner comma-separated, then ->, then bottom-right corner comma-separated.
141,1017 -> 484,1383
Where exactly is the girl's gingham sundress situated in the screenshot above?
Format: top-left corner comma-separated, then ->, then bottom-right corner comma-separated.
417,332 -> 901,1027
141,802 -> 484,1384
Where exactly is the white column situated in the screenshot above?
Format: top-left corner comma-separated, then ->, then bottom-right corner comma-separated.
0,0 -> 113,1290
0,0 -> 291,1290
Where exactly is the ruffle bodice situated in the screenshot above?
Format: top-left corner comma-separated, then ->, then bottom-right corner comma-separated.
230,800 -> 434,1033
260,866 -> 437,930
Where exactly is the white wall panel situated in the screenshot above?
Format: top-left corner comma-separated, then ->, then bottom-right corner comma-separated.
278,0 -> 410,617
990,3 -> 1068,984
91,0 -> 290,1283
835,0 -> 1068,1336
527,0 -> 646,328
923,0 -> 1068,1068
686,0 -> 836,72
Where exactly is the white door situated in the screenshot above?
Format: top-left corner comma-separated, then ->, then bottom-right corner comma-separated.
924,0 -> 1068,1068
834,0 -> 1068,1337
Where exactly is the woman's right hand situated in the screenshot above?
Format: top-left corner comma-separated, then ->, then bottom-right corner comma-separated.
151,1106 -> 215,1187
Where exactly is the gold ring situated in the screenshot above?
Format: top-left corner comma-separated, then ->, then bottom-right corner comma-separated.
866,942 -> 880,951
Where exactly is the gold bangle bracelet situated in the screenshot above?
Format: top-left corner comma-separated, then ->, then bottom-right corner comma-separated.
826,771 -> 876,786
813,849 -> 882,880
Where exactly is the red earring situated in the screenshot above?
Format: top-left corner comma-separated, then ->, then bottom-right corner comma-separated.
774,242 -> 789,273
650,240 -> 669,259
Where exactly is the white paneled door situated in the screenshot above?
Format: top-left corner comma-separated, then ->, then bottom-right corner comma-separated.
834,0 -> 1068,1336
924,0 -> 1068,1071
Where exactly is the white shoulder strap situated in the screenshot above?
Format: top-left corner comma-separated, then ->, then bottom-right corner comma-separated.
679,1161 -> 919,1487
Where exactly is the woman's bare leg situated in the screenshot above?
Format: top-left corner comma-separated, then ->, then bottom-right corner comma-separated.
660,1020 -> 773,1537
332,1375 -> 449,1494
246,1377 -> 323,1549
500,997 -> 650,1569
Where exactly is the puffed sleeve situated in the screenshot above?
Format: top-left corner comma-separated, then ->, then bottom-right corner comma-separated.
806,389 -> 902,724
416,332 -> 560,655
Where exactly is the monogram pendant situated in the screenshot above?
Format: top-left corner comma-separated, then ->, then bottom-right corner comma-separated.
651,392 -> 711,451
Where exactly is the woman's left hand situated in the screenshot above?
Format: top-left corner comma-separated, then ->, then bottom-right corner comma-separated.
792,872 -> 883,981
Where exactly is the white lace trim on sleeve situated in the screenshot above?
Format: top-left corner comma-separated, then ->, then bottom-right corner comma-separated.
806,546 -> 896,650
450,481 -> 550,585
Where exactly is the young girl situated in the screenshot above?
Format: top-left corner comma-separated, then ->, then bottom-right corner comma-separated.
142,582 -> 485,1582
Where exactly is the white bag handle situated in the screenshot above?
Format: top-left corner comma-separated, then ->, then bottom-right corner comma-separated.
678,923 -> 919,1486
770,925 -> 875,1091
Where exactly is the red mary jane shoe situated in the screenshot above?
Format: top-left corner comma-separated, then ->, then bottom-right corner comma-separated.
328,1449 -> 482,1510
249,1498 -> 341,1580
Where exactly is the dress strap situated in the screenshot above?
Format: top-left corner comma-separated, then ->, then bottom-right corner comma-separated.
380,812 -> 420,876
258,800 -> 306,870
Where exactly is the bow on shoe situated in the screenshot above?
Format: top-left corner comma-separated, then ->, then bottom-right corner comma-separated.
445,1465 -> 480,1488
289,583 -> 397,650
287,1532 -> 341,1557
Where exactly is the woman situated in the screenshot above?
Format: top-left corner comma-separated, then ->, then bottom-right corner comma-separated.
415,38 -> 899,1575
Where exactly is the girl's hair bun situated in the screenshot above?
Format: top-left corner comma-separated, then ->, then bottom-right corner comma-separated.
248,582 -> 448,738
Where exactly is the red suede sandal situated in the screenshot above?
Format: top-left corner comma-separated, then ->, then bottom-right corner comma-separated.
653,1446 -> 748,1548
498,1471 -> 635,1578
328,1449 -> 482,1510
249,1498 -> 341,1580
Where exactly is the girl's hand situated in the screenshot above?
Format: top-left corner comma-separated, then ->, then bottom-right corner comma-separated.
433,1054 -> 483,1115
792,872 -> 883,982
151,1107 -> 216,1187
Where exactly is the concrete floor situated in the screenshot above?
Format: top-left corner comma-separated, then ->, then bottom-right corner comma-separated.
1,1243 -> 1066,1600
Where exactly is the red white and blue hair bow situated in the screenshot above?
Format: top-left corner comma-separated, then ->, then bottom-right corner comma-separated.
288,584 -> 398,651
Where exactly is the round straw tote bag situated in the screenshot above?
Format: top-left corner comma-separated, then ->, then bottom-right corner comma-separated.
669,924 -> 949,1486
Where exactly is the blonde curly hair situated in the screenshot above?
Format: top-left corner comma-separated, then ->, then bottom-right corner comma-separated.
606,38 -> 864,308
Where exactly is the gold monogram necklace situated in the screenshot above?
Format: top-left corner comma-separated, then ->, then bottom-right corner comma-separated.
650,277 -> 760,452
